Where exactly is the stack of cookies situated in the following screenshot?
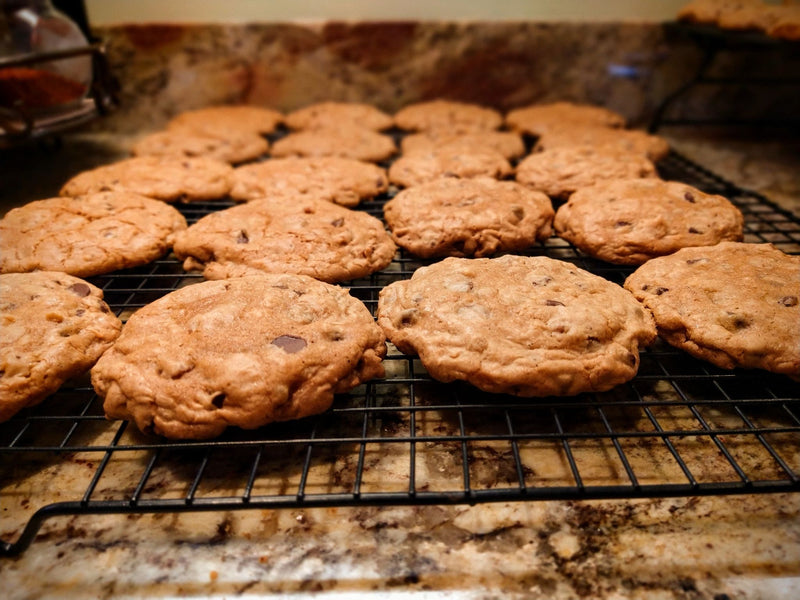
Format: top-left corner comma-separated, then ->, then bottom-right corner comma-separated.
3,99 -> 797,440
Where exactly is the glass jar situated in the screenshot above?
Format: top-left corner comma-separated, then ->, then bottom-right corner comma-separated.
0,0 -> 93,112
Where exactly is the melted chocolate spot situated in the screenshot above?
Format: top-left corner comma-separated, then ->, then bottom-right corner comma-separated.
684,191 -> 696,203
615,220 -> 632,227
68,282 -> 91,297
688,227 -> 702,234
686,258 -> 706,264
654,287 -> 669,295
545,300 -> 565,306
236,230 -> 249,244
211,393 -> 226,409
331,218 -> 344,227
779,296 -> 798,307
271,335 -> 307,353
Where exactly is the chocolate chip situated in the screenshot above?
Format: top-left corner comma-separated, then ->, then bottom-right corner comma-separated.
68,282 -> 91,297
545,300 -> 565,306
211,393 -> 226,409
688,227 -> 702,234
532,276 -> 552,287
330,218 -> 344,227
684,191 -> 696,203
615,220 -> 632,227
686,258 -> 706,265
271,335 -> 307,353
510,206 -> 525,221
779,296 -> 798,307
236,230 -> 249,244
654,287 -> 669,295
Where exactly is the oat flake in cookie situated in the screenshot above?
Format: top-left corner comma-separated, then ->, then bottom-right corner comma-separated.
378,255 -> 656,397
92,275 -> 386,439
173,195 -> 396,283
554,178 -> 744,264
231,157 -> 388,207
0,192 -> 187,277
60,156 -> 234,202
624,242 -> 800,380
383,177 -> 554,258
1,271 -> 122,422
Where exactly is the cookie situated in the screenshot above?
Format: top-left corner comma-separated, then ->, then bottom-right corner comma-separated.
393,100 -> 503,133
173,195 -> 396,282
231,157 -> 389,207
0,192 -> 187,277
284,101 -> 393,131
1,271 -> 122,422
515,144 -> 657,199
377,255 -> 656,396
383,177 -> 554,258
91,274 -> 386,439
167,105 -> 283,136
553,178 -> 744,264
388,147 -> 513,188
270,125 -> 397,162
60,156 -> 234,202
535,125 -> 671,162
766,6 -> 800,40
400,130 -> 526,160
131,129 -> 269,164
505,101 -> 626,137
624,242 -> 800,379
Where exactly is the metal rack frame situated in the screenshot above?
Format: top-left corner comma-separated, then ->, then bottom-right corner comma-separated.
1,150 -> 799,557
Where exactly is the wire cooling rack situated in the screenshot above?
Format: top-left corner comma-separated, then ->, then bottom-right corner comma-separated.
1,150 -> 799,557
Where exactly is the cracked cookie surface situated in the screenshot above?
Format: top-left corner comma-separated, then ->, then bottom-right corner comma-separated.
383,177 -> 553,258
1,271 -> 121,422
378,255 -> 656,396
92,274 -> 386,439
624,242 -> 800,379
173,195 -> 396,282
0,192 -> 187,277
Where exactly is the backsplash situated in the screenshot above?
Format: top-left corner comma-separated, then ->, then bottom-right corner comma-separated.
84,20 -> 800,133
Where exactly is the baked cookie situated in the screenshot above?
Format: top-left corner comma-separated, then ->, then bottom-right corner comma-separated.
383,177 -> 554,258
0,192 -> 187,277
231,157 -> 389,207
284,101 -> 393,131
270,125 -> 397,162
400,130 -> 526,160
131,129 -> 269,164
1,271 -> 122,422
393,100 -> 503,133
388,147 -> 513,188
173,195 -> 396,282
505,101 -> 626,137
377,255 -> 656,396
766,6 -> 800,40
535,125 -> 670,162
92,274 -> 386,439
60,156 -> 234,202
553,178 -> 744,265
624,242 -> 800,379
515,144 -> 657,199
167,105 -> 283,136
677,0 -> 764,24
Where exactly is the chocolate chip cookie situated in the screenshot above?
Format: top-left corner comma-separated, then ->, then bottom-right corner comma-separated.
60,156 -> 234,202
0,192 -> 187,277
515,144 -> 657,199
284,101 -> 393,131
270,125 -> 397,162
378,255 -> 656,396
554,178 -> 744,264
394,100 -> 503,133
624,242 -> 800,379
1,271 -> 122,422
388,147 -> 513,188
173,195 -> 396,282
535,125 -> 670,162
167,105 -> 284,135
400,130 -> 526,160
383,177 -> 554,258
92,274 -> 387,439
231,157 -> 389,207
505,101 -> 626,136
131,129 -> 269,164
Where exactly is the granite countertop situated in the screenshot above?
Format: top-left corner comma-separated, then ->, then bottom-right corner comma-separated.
1,127 -> 799,600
